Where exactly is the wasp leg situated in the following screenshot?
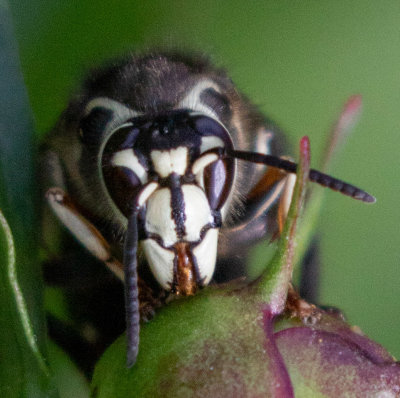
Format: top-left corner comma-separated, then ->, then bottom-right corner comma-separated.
284,283 -> 321,325
46,187 -> 124,280
299,236 -> 321,303
298,237 -> 346,321
45,187 -> 166,307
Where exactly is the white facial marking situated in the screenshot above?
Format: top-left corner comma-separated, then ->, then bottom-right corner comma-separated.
141,239 -> 174,289
178,80 -> 221,120
137,182 -> 159,208
84,97 -> 139,133
192,153 -> 219,176
111,149 -> 148,184
200,136 -> 224,154
145,188 -> 177,246
151,147 -> 188,178
181,185 -> 214,242
193,228 -> 219,285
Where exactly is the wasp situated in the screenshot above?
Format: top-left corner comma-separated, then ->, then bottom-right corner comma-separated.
41,51 -> 375,367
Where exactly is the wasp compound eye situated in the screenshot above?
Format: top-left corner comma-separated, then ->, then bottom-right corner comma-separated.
191,114 -> 234,151
203,158 -> 232,211
79,106 -> 114,146
101,125 -> 148,217
189,115 -> 235,211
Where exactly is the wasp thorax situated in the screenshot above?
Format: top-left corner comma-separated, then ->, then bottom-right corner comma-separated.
101,110 -> 235,294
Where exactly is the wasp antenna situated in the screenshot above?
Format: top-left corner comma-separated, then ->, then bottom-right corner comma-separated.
124,209 -> 140,368
228,149 -> 376,204
308,168 -> 376,203
228,149 -> 297,172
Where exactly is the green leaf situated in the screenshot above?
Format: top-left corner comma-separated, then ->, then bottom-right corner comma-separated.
47,341 -> 90,398
0,210 -> 56,396
0,3 -> 56,396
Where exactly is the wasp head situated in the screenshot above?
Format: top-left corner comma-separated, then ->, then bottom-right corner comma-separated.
101,110 -> 235,295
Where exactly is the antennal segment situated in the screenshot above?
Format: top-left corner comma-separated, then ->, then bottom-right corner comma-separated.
228,149 -> 375,204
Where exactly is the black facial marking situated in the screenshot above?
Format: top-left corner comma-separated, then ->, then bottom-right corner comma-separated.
148,111 -> 202,152
198,221 -> 220,241
143,221 -> 220,250
80,106 -> 113,145
211,210 -> 222,228
189,250 -> 203,285
200,87 -> 232,121
169,173 -> 186,239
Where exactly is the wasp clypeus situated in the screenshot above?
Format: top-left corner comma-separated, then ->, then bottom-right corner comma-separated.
42,51 -> 375,367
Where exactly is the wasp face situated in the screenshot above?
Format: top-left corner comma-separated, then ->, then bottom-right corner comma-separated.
100,110 -> 234,295
51,53 -> 268,298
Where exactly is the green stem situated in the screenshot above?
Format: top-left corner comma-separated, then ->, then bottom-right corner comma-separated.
256,136 -> 310,315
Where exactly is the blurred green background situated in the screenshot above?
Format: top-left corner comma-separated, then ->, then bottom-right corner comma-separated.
9,0 -> 400,362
